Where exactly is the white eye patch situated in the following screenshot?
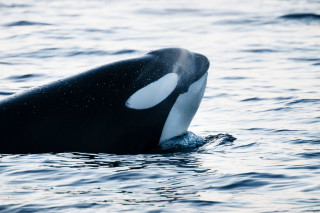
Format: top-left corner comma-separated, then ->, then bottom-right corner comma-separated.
126,73 -> 178,110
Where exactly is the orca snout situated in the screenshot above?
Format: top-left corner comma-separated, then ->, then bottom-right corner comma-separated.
194,53 -> 210,75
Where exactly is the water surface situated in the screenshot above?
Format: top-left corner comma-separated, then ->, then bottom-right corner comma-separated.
1,0 -> 320,212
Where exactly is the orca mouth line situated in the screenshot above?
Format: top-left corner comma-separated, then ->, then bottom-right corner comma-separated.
193,72 -> 208,90
197,64 -> 209,82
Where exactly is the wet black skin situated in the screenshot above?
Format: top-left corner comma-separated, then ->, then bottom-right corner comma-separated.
0,48 -> 209,154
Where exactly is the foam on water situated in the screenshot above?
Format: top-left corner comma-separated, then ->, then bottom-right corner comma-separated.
159,131 -> 206,152
159,132 -> 237,153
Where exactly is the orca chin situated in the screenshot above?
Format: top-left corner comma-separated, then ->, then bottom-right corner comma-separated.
0,48 -> 210,154
160,72 -> 208,142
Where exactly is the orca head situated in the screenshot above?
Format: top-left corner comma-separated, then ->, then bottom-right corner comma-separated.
125,48 -> 210,143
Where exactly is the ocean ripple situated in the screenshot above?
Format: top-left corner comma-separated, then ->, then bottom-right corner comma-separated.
5,21 -> 52,27
280,13 -> 320,20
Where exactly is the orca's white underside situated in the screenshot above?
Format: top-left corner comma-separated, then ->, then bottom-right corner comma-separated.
160,72 -> 208,142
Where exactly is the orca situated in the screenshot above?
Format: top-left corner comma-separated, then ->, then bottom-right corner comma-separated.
0,48 -> 209,154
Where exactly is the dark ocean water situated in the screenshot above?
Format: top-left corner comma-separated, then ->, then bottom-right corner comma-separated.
1,0 -> 320,212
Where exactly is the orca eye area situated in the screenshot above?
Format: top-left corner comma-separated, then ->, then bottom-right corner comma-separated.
125,73 -> 179,110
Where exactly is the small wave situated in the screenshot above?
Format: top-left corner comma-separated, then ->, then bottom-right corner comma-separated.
181,200 -> 222,206
214,19 -> 258,25
111,49 -> 137,55
5,48 -> 137,59
7,74 -> 45,82
274,129 -> 299,133
204,133 -> 237,146
158,132 -> 236,153
243,96 -> 294,103
84,28 -> 114,33
246,128 -> 267,131
289,57 -> 320,62
47,153 -> 125,169
5,21 -> 52,27
241,97 -> 265,102
137,8 -> 210,16
275,96 -> 296,101
244,49 -> 276,53
221,76 -> 248,80
208,179 -> 269,190
263,107 -> 292,112
298,152 -> 320,159
67,49 -> 137,57
286,99 -> 320,105
234,142 -> 257,149
0,91 -> 14,96
66,50 -> 110,57
291,139 -> 320,144
0,3 -> 29,8
289,165 -> 320,170
280,13 -> 320,20
245,128 -> 299,134
0,61 -> 12,65
236,172 -> 289,179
